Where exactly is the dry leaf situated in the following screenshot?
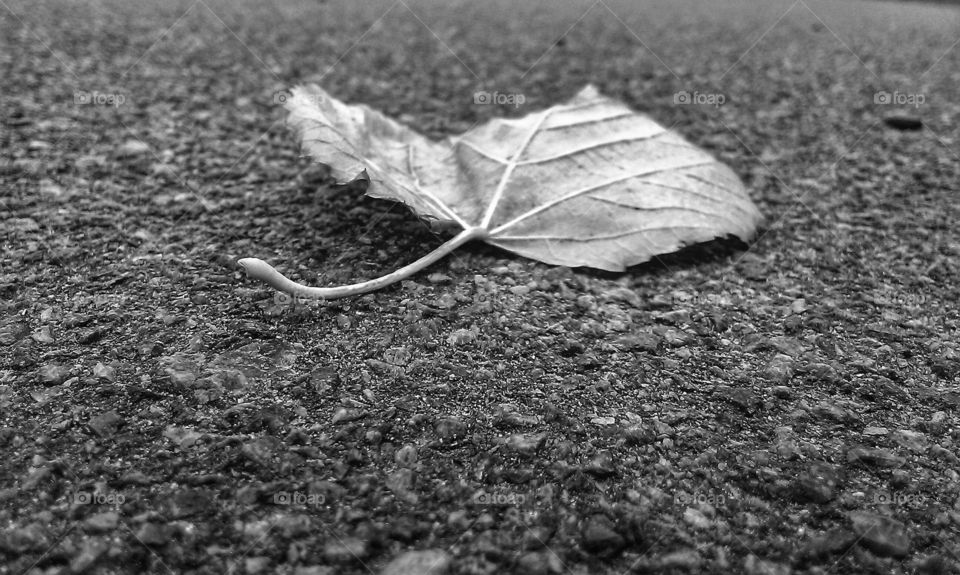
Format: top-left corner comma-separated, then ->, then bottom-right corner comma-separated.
240,84 -> 761,298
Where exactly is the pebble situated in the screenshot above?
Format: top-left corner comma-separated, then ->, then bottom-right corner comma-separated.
812,401 -> 858,424
657,549 -> 701,569
323,537 -> 369,563
135,523 -> 170,546
743,554 -> 790,575
792,462 -> 838,503
655,326 -> 692,347
584,451 -> 616,478
434,417 -> 466,440
891,429 -> 928,453
332,408 -> 366,424
615,332 -> 661,352
762,354 -> 795,383
684,507 -> 712,529
802,528 -> 856,559
92,362 -> 116,382
151,163 -> 178,179
847,447 -> 905,469
70,539 -> 108,572
600,287 -> 640,307
116,139 -> 151,158
504,433 -> 547,456
514,551 -> 552,575
38,363 -> 71,385
494,404 -> 541,428
580,515 -> 624,555
849,511 -> 910,557
447,328 -> 478,346
88,410 -> 124,437
84,511 -> 119,532
715,386 -> 759,411
386,469 -> 418,504
245,557 -> 271,574
169,489 -> 213,518
802,362 -> 839,384
380,550 -> 451,575
395,444 -> 418,467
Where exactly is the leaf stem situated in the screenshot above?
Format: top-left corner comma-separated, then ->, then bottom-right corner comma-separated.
238,227 -> 487,300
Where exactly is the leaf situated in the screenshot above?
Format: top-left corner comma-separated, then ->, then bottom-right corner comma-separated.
239,84 -> 762,298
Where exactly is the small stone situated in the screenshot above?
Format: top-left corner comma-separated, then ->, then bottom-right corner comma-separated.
151,163 -> 178,179
892,430 -> 928,453
792,462 -> 838,504
581,515 -> 624,556
762,354 -> 795,383
38,363 -> 71,385
117,139 -> 151,158
684,507 -> 712,529
323,537 -> 369,563
504,433 -> 547,457
299,163 -> 331,185
771,386 -> 792,399
92,362 -> 116,382
169,489 -> 213,518
812,401 -> 858,424
584,451 -> 616,478
849,511 -> 910,557
447,328 -> 477,346
0,320 -> 30,345
802,362 -> 839,384
135,522 -> 170,546
600,287 -> 640,307
654,309 -> 691,325
88,410 -> 124,437
0,523 -> 48,553
386,468 -> 418,504
715,386 -> 759,411
395,444 -> 418,467
434,417 -> 465,440
802,528 -> 856,559
245,556 -> 271,574
380,550 -> 451,575
657,549 -> 701,569
514,551 -> 551,575
576,295 -> 597,311
70,539 -> 108,572
847,447 -> 905,469
332,407 -> 366,424
744,554 -> 790,575
84,511 -> 119,532
241,437 -> 280,467
615,332 -> 661,352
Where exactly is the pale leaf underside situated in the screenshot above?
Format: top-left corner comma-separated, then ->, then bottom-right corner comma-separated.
239,84 -> 762,298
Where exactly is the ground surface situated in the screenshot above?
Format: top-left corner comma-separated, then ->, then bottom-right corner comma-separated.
2,0 -> 960,573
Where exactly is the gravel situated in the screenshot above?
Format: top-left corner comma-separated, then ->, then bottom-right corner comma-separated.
2,0 -> 959,573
